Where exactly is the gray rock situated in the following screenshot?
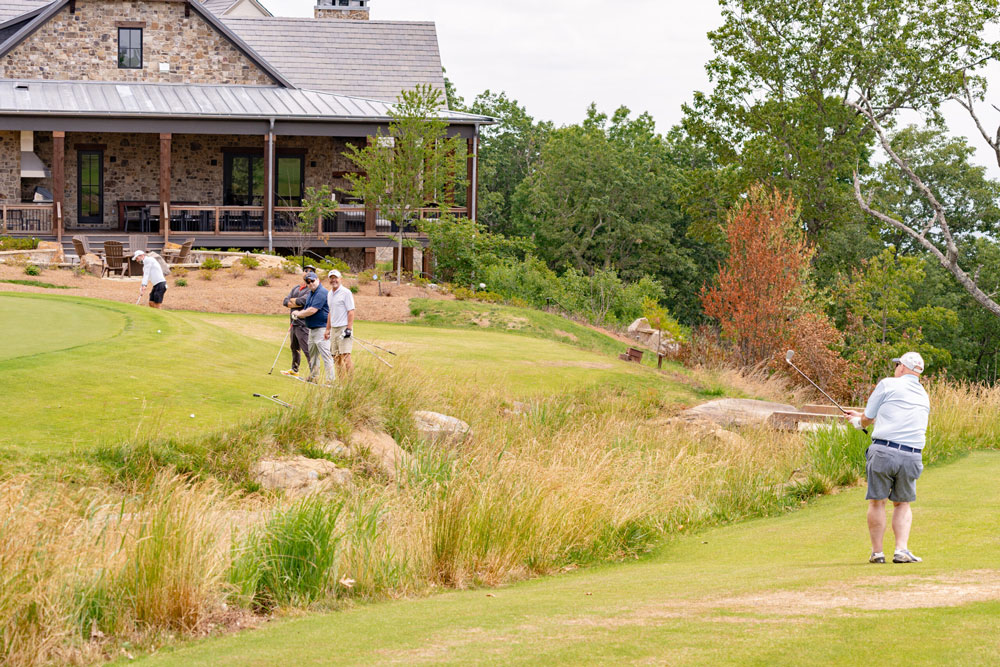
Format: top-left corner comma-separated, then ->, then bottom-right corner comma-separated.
413,410 -> 471,445
350,429 -> 411,480
679,398 -> 798,428
254,456 -> 352,494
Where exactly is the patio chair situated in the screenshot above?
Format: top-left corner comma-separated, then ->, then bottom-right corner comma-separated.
71,236 -> 87,262
170,238 -> 194,264
103,240 -> 128,278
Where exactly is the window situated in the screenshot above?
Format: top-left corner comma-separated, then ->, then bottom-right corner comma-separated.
118,28 -> 142,69
78,151 -> 103,224
223,153 -> 304,207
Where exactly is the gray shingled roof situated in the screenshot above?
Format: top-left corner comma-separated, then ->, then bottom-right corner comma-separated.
223,17 -> 447,103
0,1 -> 49,24
0,79 -> 487,123
200,0 -> 236,13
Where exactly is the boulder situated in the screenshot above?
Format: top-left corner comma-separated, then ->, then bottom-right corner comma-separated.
81,253 -> 104,277
253,456 -> 352,494
37,241 -> 64,263
413,410 -> 471,445
679,398 -> 797,428
626,318 -> 679,356
350,429 -> 410,480
320,438 -> 350,458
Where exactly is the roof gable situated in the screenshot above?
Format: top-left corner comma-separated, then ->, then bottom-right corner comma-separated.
0,0 -> 293,87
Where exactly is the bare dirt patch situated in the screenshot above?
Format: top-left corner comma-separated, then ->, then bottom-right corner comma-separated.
553,329 -> 579,342
0,265 -> 449,323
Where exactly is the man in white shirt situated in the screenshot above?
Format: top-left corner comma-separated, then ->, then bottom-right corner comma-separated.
323,269 -> 356,376
133,250 -> 168,309
846,352 -> 930,565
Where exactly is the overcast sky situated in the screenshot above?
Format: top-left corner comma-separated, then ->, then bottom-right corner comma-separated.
275,0 -> 1000,175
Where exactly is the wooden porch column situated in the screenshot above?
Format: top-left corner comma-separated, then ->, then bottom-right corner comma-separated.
421,247 -> 433,279
402,246 -> 414,274
264,130 -> 275,251
159,133 -> 171,244
52,131 -> 65,243
467,136 -> 478,221
364,248 -> 376,271
364,135 -> 377,272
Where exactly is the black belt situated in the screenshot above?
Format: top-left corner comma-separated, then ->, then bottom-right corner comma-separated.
872,439 -> 920,454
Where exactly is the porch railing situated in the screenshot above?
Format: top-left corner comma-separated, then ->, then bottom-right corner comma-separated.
1,203 -> 55,235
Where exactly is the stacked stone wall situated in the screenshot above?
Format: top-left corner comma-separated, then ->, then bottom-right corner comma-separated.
0,132 -> 20,203
314,8 -> 369,20
1,0 -> 275,85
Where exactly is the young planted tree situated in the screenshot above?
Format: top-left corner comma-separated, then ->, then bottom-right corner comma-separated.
292,186 -> 339,267
701,186 -> 813,367
344,85 -> 466,284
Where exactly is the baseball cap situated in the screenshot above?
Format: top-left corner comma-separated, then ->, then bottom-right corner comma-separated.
892,351 -> 925,374
303,264 -> 317,272
327,269 -> 342,279
304,272 -> 318,283
131,250 -> 145,260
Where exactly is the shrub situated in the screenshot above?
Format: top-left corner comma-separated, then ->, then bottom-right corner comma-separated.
239,255 -> 260,269
266,267 -> 283,280
349,285 -> 359,294
452,287 -> 474,301
175,278 -> 188,287
198,269 -> 214,281
422,216 -> 532,285
23,264 -> 41,276
281,260 -> 300,274
229,263 -> 247,279
200,257 -> 223,271
0,236 -> 39,251
283,255 -> 349,275
256,278 -> 270,287
172,267 -> 189,278
356,270 -> 375,285
226,247 -> 241,253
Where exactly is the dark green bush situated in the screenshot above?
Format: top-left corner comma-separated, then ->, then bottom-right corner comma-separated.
24,264 -> 41,276
200,257 -> 223,271
0,236 -> 39,251
239,255 -> 261,269
256,278 -> 269,287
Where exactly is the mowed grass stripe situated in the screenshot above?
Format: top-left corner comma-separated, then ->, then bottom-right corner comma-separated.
0,293 -> 125,362
136,452 -> 1000,666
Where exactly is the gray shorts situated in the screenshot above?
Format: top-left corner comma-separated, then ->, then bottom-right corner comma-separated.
865,444 -> 923,503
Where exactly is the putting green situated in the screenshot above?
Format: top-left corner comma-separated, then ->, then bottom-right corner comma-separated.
0,295 -> 126,362
137,452 -> 1000,666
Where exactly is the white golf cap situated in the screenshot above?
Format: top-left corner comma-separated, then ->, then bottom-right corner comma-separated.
892,351 -> 925,374
327,269 -> 342,278
132,250 -> 145,260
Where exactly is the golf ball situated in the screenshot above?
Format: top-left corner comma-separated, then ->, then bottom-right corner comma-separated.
189,414 -> 195,418
157,329 -> 162,333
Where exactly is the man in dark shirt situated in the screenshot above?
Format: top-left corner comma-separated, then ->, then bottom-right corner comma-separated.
280,265 -> 315,378
291,272 -> 334,384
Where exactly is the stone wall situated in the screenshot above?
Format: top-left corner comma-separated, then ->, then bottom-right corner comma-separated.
21,132 -> 363,228
314,8 -> 369,20
0,132 -> 20,203
1,0 -> 276,85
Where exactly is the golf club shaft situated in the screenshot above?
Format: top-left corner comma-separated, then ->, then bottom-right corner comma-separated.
268,327 -> 291,375
355,337 -> 397,356
354,338 -> 392,367
785,360 -> 848,414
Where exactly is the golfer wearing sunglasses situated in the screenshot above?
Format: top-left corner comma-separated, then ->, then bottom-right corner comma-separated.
845,352 -> 929,565
291,272 -> 335,384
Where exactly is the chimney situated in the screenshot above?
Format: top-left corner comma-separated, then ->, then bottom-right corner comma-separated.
315,0 -> 370,20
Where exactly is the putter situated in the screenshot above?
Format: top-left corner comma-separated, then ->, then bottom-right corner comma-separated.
268,327 -> 292,375
784,350 -> 867,434
354,337 -> 397,356
253,393 -> 293,408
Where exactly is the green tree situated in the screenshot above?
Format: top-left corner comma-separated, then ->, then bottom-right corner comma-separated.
345,85 -> 466,284
293,185 -> 338,264
468,91 -> 553,235
421,215 -> 532,285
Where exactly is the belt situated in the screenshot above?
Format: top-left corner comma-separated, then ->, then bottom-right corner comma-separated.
872,439 -> 921,454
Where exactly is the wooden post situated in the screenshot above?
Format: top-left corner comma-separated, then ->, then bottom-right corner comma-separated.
214,207 -> 220,235
467,136 -> 477,220
392,246 -> 400,274
364,247 -> 376,271
159,133 -> 171,244
264,131 -> 275,250
421,247 -> 433,279
53,131 -> 65,242
1,203 -> 6,235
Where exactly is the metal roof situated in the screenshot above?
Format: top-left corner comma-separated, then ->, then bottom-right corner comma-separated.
223,17 -> 447,103
0,1 -> 48,25
0,79 -> 489,123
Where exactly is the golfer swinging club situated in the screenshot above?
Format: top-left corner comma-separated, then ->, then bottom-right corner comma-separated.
133,250 -> 167,309
845,352 -> 929,564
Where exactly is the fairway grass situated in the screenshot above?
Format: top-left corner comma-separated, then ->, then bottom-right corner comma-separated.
136,451 -> 1000,666
0,294 -> 702,454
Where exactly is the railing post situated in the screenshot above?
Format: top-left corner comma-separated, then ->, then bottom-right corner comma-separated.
1,203 -> 6,235
214,207 -> 220,235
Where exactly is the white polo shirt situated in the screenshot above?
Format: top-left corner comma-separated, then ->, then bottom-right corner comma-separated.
864,374 -> 930,450
326,284 -> 355,328
141,255 -> 167,288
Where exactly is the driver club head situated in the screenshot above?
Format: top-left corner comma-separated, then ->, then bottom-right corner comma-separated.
785,350 -> 795,364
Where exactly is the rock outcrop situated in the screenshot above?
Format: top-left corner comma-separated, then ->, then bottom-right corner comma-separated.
413,410 -> 471,445
349,429 -> 411,480
253,456 -> 352,494
679,398 -> 797,428
626,318 -> 679,356
81,253 -> 104,277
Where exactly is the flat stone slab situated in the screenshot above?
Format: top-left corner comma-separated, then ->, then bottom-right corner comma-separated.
679,398 -> 798,428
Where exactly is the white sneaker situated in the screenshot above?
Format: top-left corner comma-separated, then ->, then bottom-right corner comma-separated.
893,549 -> 922,563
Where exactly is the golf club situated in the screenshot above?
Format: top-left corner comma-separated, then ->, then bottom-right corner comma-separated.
135,293 -> 142,305
353,336 -> 393,368
354,337 -> 397,356
268,327 -> 292,375
784,350 -> 867,434
253,393 -> 293,408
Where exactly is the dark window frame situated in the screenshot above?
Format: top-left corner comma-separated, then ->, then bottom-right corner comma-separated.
77,150 -> 104,225
222,149 -> 306,207
118,27 -> 142,69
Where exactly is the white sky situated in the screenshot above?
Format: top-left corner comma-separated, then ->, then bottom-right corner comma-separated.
272,0 -> 1000,175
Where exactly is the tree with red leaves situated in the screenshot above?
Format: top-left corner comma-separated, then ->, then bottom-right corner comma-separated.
702,185 -> 814,367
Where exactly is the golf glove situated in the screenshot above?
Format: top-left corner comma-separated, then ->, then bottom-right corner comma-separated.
291,313 -> 299,321
343,328 -> 352,338
849,416 -> 864,431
